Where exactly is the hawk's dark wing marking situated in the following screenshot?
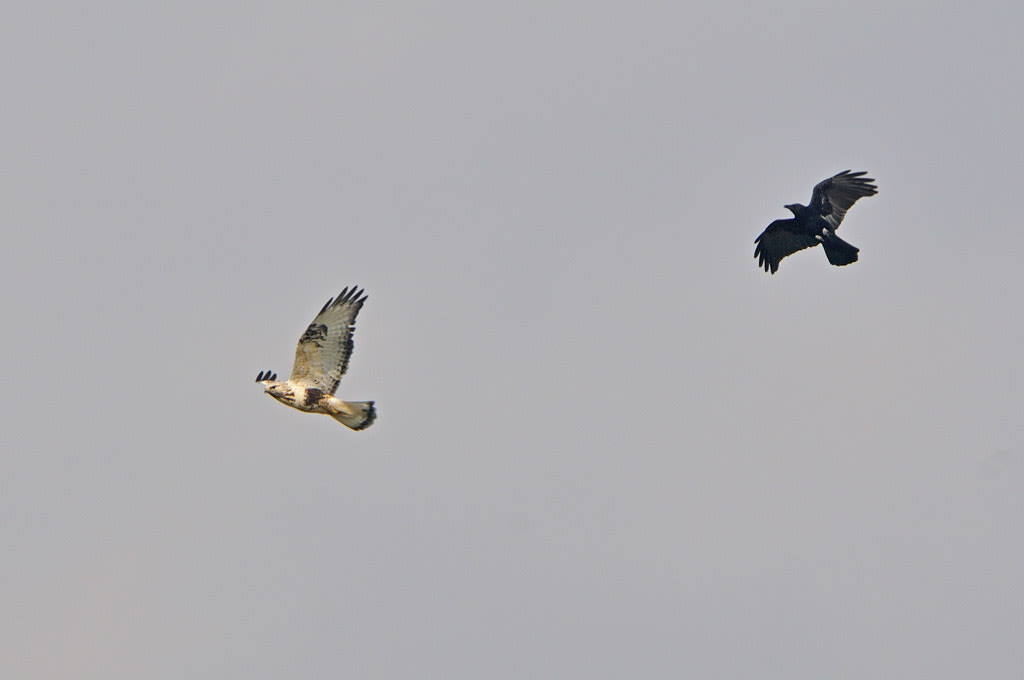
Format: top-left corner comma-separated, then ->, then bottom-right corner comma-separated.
289,286 -> 367,394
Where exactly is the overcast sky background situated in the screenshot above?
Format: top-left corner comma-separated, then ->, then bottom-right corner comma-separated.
3,2 -> 1023,678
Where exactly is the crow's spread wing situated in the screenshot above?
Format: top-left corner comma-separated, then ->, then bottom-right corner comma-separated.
754,219 -> 820,274
808,170 -> 878,230
289,286 -> 367,394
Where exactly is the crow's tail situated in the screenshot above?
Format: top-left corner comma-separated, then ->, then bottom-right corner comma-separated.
821,233 -> 860,267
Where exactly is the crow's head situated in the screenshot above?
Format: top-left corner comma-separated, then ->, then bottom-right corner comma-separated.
784,203 -> 803,216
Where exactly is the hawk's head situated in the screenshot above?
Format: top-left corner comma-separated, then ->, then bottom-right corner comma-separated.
255,370 -> 281,395
256,370 -> 295,402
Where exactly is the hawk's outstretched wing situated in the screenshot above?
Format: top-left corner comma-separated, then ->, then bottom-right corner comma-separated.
808,170 -> 878,230
289,287 -> 367,394
754,219 -> 820,274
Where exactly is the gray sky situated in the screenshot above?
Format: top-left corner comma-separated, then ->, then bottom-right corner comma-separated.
3,1 -> 1022,678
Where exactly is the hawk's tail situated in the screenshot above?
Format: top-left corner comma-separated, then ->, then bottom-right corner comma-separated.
331,400 -> 376,431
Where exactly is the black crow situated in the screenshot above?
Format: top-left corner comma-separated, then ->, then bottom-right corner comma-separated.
754,170 -> 878,274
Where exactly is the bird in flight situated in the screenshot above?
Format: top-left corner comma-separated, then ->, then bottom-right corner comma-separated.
754,170 -> 878,274
255,287 -> 376,430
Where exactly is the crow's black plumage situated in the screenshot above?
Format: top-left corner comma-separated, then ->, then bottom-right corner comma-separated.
754,170 -> 878,274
